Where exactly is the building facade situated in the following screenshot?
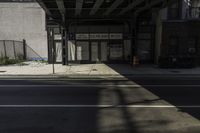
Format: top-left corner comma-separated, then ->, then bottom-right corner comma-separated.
157,0 -> 200,67
47,21 -> 132,64
0,0 -> 48,60
2,0 -> 199,67
42,0 -> 176,65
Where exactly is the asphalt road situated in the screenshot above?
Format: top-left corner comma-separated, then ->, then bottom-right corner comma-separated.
0,76 -> 200,133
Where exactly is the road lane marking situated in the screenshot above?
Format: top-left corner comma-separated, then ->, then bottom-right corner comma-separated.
0,84 -> 199,87
0,104 -> 199,108
0,85 -> 140,88
0,78 -> 128,81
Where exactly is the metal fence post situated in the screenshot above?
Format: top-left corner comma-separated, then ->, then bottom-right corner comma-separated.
23,39 -> 27,60
13,40 -> 16,59
3,40 -> 7,57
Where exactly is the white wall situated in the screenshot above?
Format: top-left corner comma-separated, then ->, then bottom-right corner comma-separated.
0,2 -> 48,60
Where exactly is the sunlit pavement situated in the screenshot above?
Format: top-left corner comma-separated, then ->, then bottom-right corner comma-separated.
0,77 -> 200,133
2,63 -> 200,76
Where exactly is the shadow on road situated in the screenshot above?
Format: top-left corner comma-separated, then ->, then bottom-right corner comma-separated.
0,79 -> 140,133
106,63 -> 200,121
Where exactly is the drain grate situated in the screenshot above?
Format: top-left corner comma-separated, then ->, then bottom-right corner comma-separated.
0,71 -> 6,73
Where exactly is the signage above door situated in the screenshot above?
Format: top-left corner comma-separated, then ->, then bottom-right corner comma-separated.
76,33 -> 123,40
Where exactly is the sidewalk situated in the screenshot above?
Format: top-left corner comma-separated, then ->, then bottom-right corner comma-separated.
1,61 -> 200,76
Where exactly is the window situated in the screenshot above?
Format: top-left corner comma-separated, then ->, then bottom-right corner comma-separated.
168,0 -> 182,20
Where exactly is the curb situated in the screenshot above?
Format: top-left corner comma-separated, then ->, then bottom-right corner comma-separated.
1,74 -> 200,79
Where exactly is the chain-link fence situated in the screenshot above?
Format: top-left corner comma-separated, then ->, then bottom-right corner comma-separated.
0,40 -> 43,60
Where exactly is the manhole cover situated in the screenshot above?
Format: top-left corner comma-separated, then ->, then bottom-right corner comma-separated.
0,71 -> 6,73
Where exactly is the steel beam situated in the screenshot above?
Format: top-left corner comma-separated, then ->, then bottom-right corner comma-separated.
90,0 -> 104,15
55,0 -> 65,14
119,0 -> 144,15
104,0 -> 124,16
75,0 -> 84,15
135,0 -> 162,14
36,0 -> 52,16
135,0 -> 174,14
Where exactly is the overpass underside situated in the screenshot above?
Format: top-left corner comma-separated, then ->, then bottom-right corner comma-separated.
36,0 -> 177,65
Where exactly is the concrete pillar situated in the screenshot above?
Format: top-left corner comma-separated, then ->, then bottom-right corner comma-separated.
130,14 -> 139,65
62,22 -> 69,65
128,20 -> 134,64
133,14 -> 138,57
155,10 -> 163,64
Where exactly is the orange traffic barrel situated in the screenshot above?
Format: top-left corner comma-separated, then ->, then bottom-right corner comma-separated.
133,56 -> 139,66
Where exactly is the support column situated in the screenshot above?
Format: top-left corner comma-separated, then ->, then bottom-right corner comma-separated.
129,19 -> 134,64
49,27 -> 55,64
61,12 -> 69,65
133,13 -> 138,58
130,13 -> 138,65
65,27 -> 69,65
62,27 -> 66,65
62,27 -> 69,65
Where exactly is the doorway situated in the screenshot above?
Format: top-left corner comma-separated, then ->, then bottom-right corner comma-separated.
109,43 -> 123,61
91,42 -> 99,62
91,41 -> 108,63
76,41 -> 90,62
55,41 -> 62,63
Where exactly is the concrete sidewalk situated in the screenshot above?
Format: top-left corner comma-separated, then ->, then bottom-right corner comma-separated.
1,61 -> 200,76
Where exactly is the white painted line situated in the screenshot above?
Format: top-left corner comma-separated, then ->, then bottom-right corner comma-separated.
0,84 -> 199,88
0,78 -> 128,81
0,84 -> 140,87
0,84 -> 141,88
0,104 -> 199,108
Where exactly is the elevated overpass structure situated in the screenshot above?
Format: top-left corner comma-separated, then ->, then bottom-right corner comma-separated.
36,0 -> 178,65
